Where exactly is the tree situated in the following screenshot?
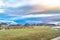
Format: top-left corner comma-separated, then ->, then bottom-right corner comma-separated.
24,23 -> 30,27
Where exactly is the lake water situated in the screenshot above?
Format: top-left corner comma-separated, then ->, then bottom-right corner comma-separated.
51,37 -> 60,40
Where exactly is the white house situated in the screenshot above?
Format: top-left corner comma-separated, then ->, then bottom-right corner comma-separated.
52,26 -> 60,29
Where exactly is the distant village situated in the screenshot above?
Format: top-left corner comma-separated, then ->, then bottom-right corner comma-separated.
0,23 -> 60,29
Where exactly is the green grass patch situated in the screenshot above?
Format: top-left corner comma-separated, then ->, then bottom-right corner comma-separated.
0,28 -> 60,40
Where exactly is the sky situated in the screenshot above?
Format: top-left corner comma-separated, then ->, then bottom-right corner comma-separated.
0,0 -> 60,25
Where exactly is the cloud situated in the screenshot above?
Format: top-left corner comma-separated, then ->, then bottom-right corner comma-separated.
0,9 -> 5,13
25,20 -> 43,23
0,0 -> 60,24
47,22 -> 60,24
0,20 -> 17,25
20,14 -> 60,19
7,14 -> 60,21
10,21 -> 18,25
0,0 -> 29,13
2,0 -> 60,8
29,0 -> 60,6
0,0 -> 5,6
0,0 -> 5,13
3,0 -> 29,8
6,14 -> 52,20
0,20 -> 12,23
27,0 -> 60,13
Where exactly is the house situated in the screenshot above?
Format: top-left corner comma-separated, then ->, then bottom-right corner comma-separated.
52,26 -> 60,29
0,23 -> 8,29
9,24 -> 24,29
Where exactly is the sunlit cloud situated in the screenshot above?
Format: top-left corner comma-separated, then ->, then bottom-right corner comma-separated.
20,14 -> 59,19
28,6 -> 60,13
28,0 -> 60,12
29,0 -> 60,7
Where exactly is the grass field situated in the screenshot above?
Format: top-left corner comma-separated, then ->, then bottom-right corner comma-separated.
0,28 -> 60,40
